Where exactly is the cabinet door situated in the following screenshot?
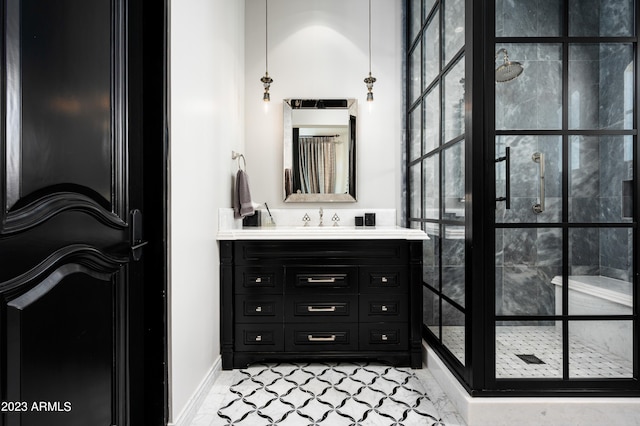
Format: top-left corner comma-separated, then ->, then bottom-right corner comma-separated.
360,267 -> 408,293
235,324 -> 284,352
359,324 -> 409,351
235,295 -> 283,323
235,266 -> 284,294
359,295 -> 409,322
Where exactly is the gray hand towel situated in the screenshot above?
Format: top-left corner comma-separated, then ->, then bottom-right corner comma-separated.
234,169 -> 255,219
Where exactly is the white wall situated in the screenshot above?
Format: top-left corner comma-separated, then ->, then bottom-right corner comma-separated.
244,0 -> 404,212
169,0 -> 244,422
168,0 -> 402,422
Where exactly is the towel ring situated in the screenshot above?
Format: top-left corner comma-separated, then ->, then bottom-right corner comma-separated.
231,151 -> 247,171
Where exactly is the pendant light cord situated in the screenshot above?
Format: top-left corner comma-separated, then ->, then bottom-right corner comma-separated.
368,0 -> 372,73
265,0 -> 269,73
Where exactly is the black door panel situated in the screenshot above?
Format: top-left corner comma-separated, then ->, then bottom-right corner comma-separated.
0,0 -> 154,424
6,263 -> 120,426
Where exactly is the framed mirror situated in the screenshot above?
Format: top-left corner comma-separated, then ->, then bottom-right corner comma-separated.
283,99 -> 357,202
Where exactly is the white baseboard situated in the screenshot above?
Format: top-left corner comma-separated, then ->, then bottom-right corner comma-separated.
168,356 -> 222,426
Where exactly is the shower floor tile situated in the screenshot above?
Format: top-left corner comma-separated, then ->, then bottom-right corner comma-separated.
496,326 -> 563,378
440,326 -> 632,379
497,326 -> 632,379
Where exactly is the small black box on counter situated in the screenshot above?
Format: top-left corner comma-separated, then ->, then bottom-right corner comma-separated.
242,210 -> 261,227
364,213 -> 376,226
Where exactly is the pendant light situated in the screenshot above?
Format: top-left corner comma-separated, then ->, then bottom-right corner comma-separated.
260,0 -> 273,102
364,0 -> 376,102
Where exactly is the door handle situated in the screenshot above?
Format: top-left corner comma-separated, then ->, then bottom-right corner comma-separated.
495,146 -> 511,209
532,152 -> 545,214
131,241 -> 149,250
130,209 -> 148,261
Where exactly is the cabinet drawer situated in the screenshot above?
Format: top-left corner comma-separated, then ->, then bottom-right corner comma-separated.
359,323 -> 409,351
285,323 -> 358,351
359,295 -> 408,322
234,240 -> 407,264
285,294 -> 358,322
286,266 -> 357,293
235,267 -> 283,293
235,295 -> 283,323
359,267 -> 407,293
235,324 -> 284,351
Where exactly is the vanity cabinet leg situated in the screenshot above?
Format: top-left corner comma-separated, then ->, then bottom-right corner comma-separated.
409,241 -> 423,369
220,241 -> 235,370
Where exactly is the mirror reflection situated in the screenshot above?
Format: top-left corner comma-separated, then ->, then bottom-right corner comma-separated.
283,99 -> 357,202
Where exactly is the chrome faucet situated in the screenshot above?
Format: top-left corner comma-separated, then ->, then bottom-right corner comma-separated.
319,208 -> 324,226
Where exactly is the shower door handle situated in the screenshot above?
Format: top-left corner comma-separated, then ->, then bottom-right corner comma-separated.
495,146 -> 510,209
532,152 -> 545,214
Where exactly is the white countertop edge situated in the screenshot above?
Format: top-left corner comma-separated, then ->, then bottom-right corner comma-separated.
216,226 -> 429,240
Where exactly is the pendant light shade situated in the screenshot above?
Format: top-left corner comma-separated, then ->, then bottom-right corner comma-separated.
261,0 -> 272,102
364,0 -> 376,102
261,73 -> 272,102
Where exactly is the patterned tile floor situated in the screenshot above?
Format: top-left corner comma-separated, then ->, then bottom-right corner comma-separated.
190,362 -> 467,426
189,327 -> 633,425
442,326 -> 633,379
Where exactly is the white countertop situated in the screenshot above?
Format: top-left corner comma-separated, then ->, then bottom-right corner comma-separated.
216,225 -> 428,240
216,208 -> 428,240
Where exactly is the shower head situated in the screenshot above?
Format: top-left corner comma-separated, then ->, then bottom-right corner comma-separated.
495,48 -> 524,83
496,61 -> 524,82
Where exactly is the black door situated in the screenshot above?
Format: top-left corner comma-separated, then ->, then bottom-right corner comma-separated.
0,0 -> 167,425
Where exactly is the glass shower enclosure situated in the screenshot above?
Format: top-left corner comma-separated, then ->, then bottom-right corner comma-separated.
407,0 -> 639,395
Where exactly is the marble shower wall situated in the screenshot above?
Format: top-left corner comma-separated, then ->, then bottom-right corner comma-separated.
418,0 -> 467,343
570,135 -> 633,281
496,0 -> 634,38
495,135 -> 563,317
422,224 -> 466,326
423,225 -> 440,321
494,0 -> 635,318
495,227 -> 563,317
569,0 -> 634,37
496,0 -> 563,38
568,40 -> 634,281
495,43 -> 562,131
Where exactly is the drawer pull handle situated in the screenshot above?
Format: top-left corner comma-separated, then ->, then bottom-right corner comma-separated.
255,277 -> 262,283
381,305 -> 388,312
307,334 -> 336,342
307,306 -> 336,312
307,277 -> 336,283
382,334 -> 388,341
381,277 -> 388,283
255,306 -> 262,312
255,335 -> 262,342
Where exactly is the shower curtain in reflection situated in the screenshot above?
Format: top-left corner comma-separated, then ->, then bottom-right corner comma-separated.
298,136 -> 336,193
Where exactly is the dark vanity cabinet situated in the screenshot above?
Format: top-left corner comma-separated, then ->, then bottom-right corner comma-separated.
220,239 -> 423,369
